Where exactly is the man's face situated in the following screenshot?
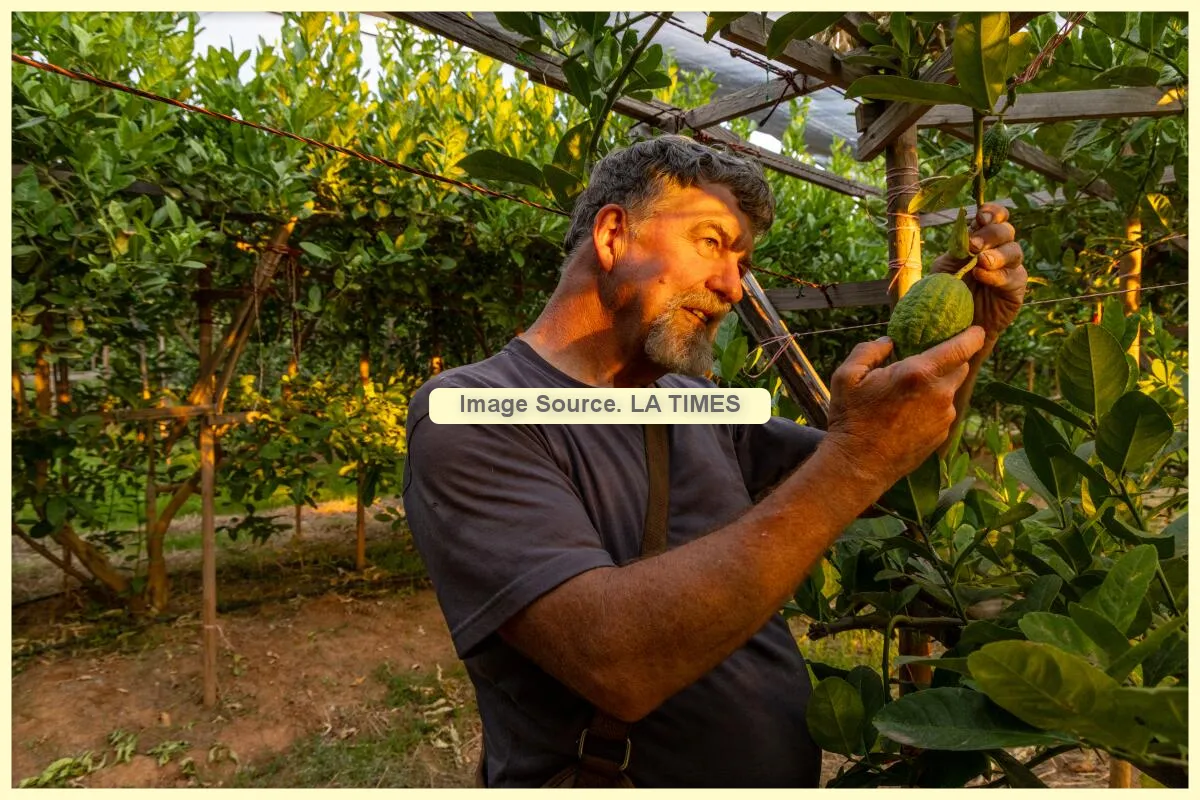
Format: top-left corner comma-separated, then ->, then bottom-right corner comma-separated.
607,181 -> 754,376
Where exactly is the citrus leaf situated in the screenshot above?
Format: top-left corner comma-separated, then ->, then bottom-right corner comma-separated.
806,677 -> 866,756
455,150 -> 546,189
952,13 -> 1011,112
1081,544 -> 1158,635
1095,391 -> 1174,474
844,75 -> 974,106
874,688 -> 1075,751
766,13 -> 844,59
1056,325 -> 1128,417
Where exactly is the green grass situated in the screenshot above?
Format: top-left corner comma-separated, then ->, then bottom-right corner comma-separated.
232,661 -> 475,788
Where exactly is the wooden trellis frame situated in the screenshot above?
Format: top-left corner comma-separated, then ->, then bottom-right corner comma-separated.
387,11 -> 1186,425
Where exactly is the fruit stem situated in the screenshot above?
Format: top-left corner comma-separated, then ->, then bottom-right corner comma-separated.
953,254 -> 979,280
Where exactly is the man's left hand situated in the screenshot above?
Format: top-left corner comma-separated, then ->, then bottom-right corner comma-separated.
930,203 -> 1027,340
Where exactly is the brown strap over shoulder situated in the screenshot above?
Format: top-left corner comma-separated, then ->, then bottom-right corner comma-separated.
569,423 -> 671,787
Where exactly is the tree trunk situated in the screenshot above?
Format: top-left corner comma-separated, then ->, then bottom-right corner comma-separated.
12,362 -> 27,415
1119,215 -> 1143,365
200,414 -> 218,707
356,465 -> 367,572
356,341 -> 369,571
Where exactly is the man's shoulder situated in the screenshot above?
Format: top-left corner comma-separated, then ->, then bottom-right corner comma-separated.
658,373 -> 716,389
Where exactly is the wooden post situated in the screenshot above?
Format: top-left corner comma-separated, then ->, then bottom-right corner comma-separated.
885,126 -> 924,306
886,126 -> 932,693
1119,215 -> 1143,365
1109,759 -> 1133,788
200,413 -> 218,707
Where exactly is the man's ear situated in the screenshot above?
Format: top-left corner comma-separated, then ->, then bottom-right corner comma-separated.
592,204 -> 628,273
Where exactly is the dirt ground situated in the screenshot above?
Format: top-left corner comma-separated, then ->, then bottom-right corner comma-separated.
10,504 -> 1124,788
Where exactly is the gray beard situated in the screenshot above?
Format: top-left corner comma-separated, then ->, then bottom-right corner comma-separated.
644,297 -> 722,376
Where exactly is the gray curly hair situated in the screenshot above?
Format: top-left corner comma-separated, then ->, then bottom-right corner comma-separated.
562,135 -> 775,256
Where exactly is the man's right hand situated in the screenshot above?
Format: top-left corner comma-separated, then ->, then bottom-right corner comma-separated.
823,326 -> 985,493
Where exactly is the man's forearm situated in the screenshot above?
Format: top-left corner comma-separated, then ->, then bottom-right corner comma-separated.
499,437 -> 889,722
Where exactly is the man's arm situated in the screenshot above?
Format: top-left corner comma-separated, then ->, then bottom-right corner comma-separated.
499,327 -> 986,721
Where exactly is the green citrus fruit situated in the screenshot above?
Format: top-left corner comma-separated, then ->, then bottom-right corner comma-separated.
887,273 -> 974,358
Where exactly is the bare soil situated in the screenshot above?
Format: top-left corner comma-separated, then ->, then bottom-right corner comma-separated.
10,504 -> 1123,788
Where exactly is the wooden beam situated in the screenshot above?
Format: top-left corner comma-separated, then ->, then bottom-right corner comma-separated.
919,190 -> 1065,227
766,279 -> 890,311
834,13 -> 876,47
391,13 -> 881,198
939,125 -> 1115,201
721,13 -> 873,89
917,87 -> 1185,128
855,12 -> 1044,161
660,73 -> 828,133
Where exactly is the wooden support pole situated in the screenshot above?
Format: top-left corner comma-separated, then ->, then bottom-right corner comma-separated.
885,127 -> 924,305
886,127 -> 932,693
200,413 -> 218,708
734,274 -> 830,429
1109,759 -> 1133,788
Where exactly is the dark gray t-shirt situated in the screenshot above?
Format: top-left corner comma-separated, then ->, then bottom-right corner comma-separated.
402,338 -> 826,787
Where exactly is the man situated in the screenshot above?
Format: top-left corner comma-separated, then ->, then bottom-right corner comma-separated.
402,135 -> 1026,786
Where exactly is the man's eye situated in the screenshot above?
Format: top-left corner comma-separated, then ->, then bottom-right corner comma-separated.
700,237 -> 719,250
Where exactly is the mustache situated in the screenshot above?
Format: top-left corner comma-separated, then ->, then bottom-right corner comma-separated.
671,291 -> 731,320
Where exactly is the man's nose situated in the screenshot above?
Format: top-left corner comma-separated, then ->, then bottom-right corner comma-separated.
707,256 -> 744,305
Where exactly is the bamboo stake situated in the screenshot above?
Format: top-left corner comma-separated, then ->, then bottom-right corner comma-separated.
356,341 -> 369,571
1109,758 -> 1133,788
55,360 -> 74,594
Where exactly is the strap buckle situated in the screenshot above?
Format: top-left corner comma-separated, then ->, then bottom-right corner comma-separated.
577,729 -> 631,772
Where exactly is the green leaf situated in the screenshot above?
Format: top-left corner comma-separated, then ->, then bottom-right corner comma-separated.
1002,449 -> 1058,511
1068,603 -> 1130,662
907,174 -> 972,214
806,677 -> 866,756
928,476 -> 975,530
1111,686 -> 1187,745
1082,544 -> 1158,635
1018,612 -> 1105,665
1022,410 -> 1078,501
874,688 -> 1075,751
455,150 -> 546,189
982,382 -> 1091,431
552,120 -> 592,175
1005,30 -> 1035,78
1105,612 -> 1188,682
952,13 -> 1011,112
1056,324 -> 1129,417
968,640 -> 1147,752
1092,12 -> 1129,38
299,241 -> 330,261
893,656 -> 971,675
879,452 -> 940,524
766,13 -> 844,59
333,269 -> 346,290
45,496 -> 69,528
988,748 -> 1049,788
704,13 -> 749,42
1096,65 -> 1162,87
1094,391 -> 1174,474
844,75 -> 974,106
542,164 -> 583,213
493,12 -> 542,40
949,206 -> 972,258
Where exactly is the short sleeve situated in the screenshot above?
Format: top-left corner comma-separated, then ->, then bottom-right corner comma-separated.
731,416 -> 826,499
402,410 -> 616,659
